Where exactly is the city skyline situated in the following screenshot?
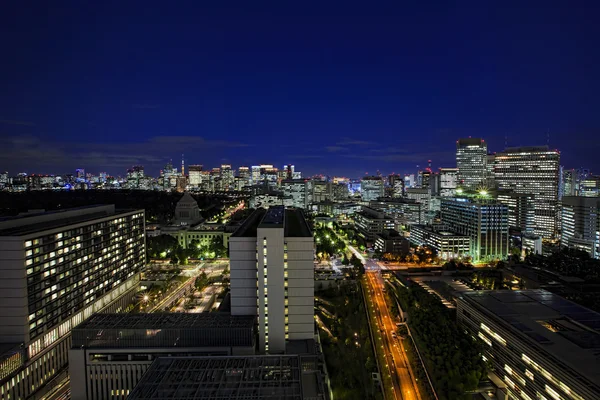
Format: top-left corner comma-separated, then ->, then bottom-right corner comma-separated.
2,2 -> 599,176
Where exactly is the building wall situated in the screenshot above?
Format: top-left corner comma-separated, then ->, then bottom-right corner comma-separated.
457,297 -> 598,400
229,237 -> 257,316
285,237 -> 314,341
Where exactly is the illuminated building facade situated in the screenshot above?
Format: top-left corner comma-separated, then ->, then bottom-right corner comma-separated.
409,224 -> 470,260
561,196 -> 600,259
353,206 -> 395,242
497,191 -> 535,232
281,179 -> 312,209
229,207 -> 314,354
440,198 -> 509,261
456,138 -> 487,189
458,290 -> 600,400
0,205 -> 145,400
188,164 -> 203,188
494,146 -> 560,238
360,176 -> 384,201
439,167 -> 458,197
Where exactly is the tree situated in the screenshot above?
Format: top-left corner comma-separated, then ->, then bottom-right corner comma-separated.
147,234 -> 179,258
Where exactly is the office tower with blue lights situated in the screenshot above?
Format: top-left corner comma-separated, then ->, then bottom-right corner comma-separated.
0,205 -> 145,400
440,197 -> 509,261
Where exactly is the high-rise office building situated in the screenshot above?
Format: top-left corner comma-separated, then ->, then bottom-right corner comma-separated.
188,164 -> 204,188
361,176 -> 384,201
494,146 -> 560,238
419,168 -> 432,189
0,205 -> 145,400
579,175 -> 600,197
369,198 -> 423,228
440,198 -> 509,261
486,154 -> 496,188
438,168 -> 458,197
281,179 -> 312,209
238,166 -> 250,184
497,191 -> 535,232
312,181 -> 332,203
457,290 -> 600,400
404,174 -> 415,189
251,165 -> 261,184
387,174 -> 404,198
75,168 -> 85,180
561,196 -> 600,258
456,138 -> 487,189
220,164 -> 234,190
229,207 -> 314,353
283,164 -> 295,180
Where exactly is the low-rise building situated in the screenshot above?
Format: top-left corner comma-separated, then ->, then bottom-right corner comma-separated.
374,229 -> 410,255
521,233 -> 542,256
409,224 -> 470,260
457,290 -> 600,400
69,313 -> 256,400
353,206 -> 395,243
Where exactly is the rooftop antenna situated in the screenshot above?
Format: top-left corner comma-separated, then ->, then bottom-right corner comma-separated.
546,129 -> 550,146
504,135 -> 508,149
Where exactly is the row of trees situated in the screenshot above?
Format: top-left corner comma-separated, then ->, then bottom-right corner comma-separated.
315,227 -> 347,260
315,283 -> 381,400
525,247 -> 600,283
393,283 -> 487,399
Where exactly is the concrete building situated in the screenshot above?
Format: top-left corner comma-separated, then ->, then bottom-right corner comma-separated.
438,167 -> 458,197
561,196 -> 600,258
312,181 -> 332,203
229,207 -> 314,354
494,146 -> 560,238
456,138 -> 487,189
440,198 -> 509,261
281,179 -> 312,209
174,192 -> 203,225
457,290 -> 600,400
521,233 -> 542,256
409,224 -> 470,260
127,354 -> 328,400
360,176 -> 384,202
497,191 -> 535,232
374,230 -> 410,255
69,313 -> 256,400
188,165 -> 203,188
332,182 -> 349,200
405,188 -> 430,220
353,206 -> 395,243
0,205 -> 145,400
369,198 -> 423,228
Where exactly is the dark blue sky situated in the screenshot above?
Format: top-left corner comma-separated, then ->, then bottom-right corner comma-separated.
1,1 -> 599,177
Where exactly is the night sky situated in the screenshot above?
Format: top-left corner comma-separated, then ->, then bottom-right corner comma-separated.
1,1 -> 599,177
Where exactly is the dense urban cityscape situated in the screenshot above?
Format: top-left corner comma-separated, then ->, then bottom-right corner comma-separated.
2,2 -> 600,400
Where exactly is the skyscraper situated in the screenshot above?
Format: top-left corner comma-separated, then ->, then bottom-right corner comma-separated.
361,176 -> 384,201
438,167 -> 458,197
494,146 -> 560,238
188,164 -> 203,188
561,196 -> 600,258
456,138 -> 487,189
0,205 -> 145,399
281,179 -> 312,209
229,207 -> 314,353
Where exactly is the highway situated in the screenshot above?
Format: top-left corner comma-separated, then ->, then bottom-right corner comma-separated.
356,245 -> 420,400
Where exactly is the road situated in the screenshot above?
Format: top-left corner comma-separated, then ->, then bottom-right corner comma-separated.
364,261 -> 420,400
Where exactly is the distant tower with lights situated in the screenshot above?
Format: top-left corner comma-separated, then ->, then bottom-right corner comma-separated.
181,154 -> 185,176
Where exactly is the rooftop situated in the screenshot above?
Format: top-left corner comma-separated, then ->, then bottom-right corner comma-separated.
127,355 -> 323,400
0,205 -> 130,236
72,313 -> 255,349
460,290 -> 600,387
231,207 -> 311,238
